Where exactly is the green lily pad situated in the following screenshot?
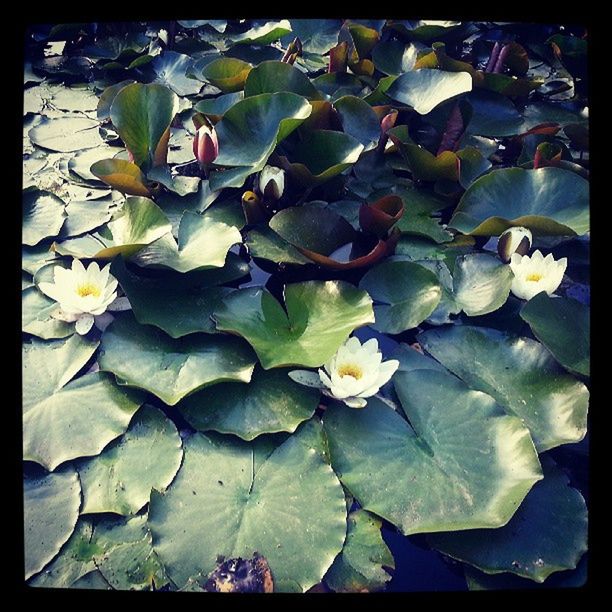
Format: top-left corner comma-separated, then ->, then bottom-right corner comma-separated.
419,325 -> 589,452
457,146 -> 492,189
428,457 -> 587,583
90,159 -> 152,196
358,260 -> 442,334
78,406 -> 183,515
23,335 -> 144,470
28,520 -> 98,588
179,366 -> 320,441
323,369 -> 542,535
201,57 -> 252,92
152,50 -> 203,97
148,422 -> 347,592
372,39 -> 418,75
23,189 -> 66,246
99,313 -> 256,405
29,116 -> 104,152
245,227 -> 311,265
244,60 -> 321,99
24,467 -> 82,580
386,69 -> 472,115
60,196 -> 115,239
520,293 -> 589,377
282,19 -> 342,54
449,167 -> 590,236
111,257 -> 245,338
312,73 -> 365,100
333,95 -> 381,151
97,80 -> 135,120
213,281 -> 374,369
131,210 -> 242,272
22,286 -> 73,339
109,83 -> 179,171
92,514 -> 170,590
452,253 -> 514,316
465,90 -> 523,137
231,20 -> 292,46
324,509 -> 395,593
194,92 -> 243,119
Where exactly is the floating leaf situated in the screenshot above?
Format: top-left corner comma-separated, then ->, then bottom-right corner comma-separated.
23,189 -> 66,246
428,457 -> 587,583
194,92 -> 243,120
78,406 -> 183,515
22,286 -> 73,339
244,60 -> 321,99
231,20 -> 292,46
520,293 -> 589,376
60,196 -> 116,238
90,159 -> 152,196
23,335 -> 144,470
148,422 -> 347,592
131,211 -> 242,272
359,260 -> 442,334
29,116 -> 104,152
325,509 -> 394,592
419,325 -> 589,451
449,167 -> 589,236
201,57 -> 252,92
245,227 -> 311,265
386,69 -> 472,115
333,96 -> 381,151
99,313 -> 256,405
24,467 -> 82,580
151,50 -> 202,96
452,253 -> 514,316
179,366 -> 320,440
324,369 -> 542,535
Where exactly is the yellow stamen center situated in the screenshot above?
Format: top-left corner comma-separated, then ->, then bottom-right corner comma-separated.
76,283 -> 101,298
338,364 -> 363,380
526,273 -> 543,282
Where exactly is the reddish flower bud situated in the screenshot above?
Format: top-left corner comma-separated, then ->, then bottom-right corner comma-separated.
193,123 -> 219,166
380,110 -> 398,134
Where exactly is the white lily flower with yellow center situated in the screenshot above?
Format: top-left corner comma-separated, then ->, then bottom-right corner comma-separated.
289,337 -> 399,408
509,250 -> 567,301
38,259 -> 128,335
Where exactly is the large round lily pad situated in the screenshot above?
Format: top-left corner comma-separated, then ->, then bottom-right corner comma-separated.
213,281 -> 374,369
419,325 -> 589,452
78,406 -> 183,515
179,366 -> 320,440
23,335 -> 144,470
449,167 -> 589,236
428,457 -> 588,583
244,60 -> 321,99
24,467 -> 82,580
323,369 -> 543,535
148,422 -> 347,592
99,313 -> 257,405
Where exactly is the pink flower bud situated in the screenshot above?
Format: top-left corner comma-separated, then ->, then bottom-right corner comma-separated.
380,110 -> 398,134
193,124 -> 219,166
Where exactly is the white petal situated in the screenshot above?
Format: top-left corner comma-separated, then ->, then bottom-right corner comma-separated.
75,314 -> 95,335
344,336 -> 361,352
531,250 -> 544,263
38,282 -> 63,302
52,309 -> 80,322
318,369 -> 334,390
343,396 -> 368,409
72,258 -> 86,275
94,312 -> 114,332
362,338 -> 379,354
289,370 -> 325,388
375,359 -> 400,386
107,296 -> 131,311
88,261 -> 101,276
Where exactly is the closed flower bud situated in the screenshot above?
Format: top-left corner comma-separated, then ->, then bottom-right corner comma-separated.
193,123 -> 219,166
497,226 -> 532,263
258,165 -> 285,201
380,109 -> 398,134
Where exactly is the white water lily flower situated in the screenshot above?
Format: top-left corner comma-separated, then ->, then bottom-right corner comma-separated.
38,259 -> 124,335
258,165 -> 285,200
509,250 -> 567,301
312,337 -> 400,408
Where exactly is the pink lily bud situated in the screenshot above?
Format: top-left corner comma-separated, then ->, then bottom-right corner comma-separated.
193,123 -> 219,166
380,109 -> 398,134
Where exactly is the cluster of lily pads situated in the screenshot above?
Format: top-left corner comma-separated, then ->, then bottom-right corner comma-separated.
23,19 -> 589,592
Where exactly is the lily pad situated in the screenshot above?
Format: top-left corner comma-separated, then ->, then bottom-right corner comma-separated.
109,83 -> 179,171
359,260 -> 442,334
201,57 -> 252,92
244,60 -> 321,99
131,211 -> 242,273
245,227 -> 311,265
111,257 -> 245,337
179,366 -> 320,440
452,253 -> 514,316
386,69 -> 472,115
78,406 -> 183,515
148,422 -> 347,592
428,457 -> 588,583
324,369 -> 542,535
520,293 -> 589,377
194,92 -> 244,120
90,159 -> 152,196
99,313 -> 256,405
24,467 -> 82,580
449,167 -> 590,236
213,281 -> 374,369
60,196 -> 116,239
29,116 -> 104,152
231,20 -> 292,46
333,95 -> 381,151
22,286 -> 73,339
23,189 -> 66,246
324,509 -> 395,592
23,335 -> 144,470
419,325 -> 589,452
152,51 -> 202,97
